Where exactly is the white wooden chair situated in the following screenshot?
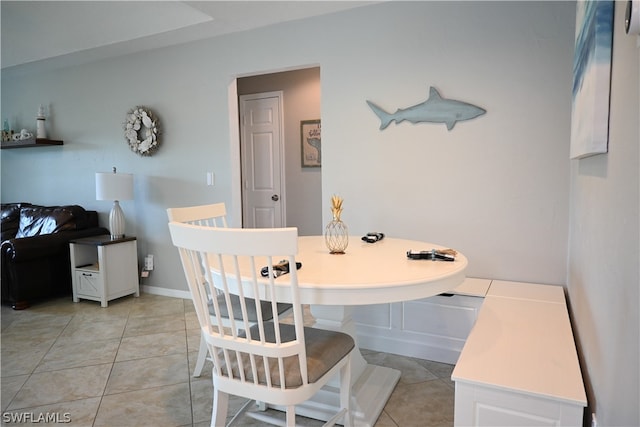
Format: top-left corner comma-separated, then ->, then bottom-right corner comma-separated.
168,223 -> 354,427
167,202 -> 229,229
166,203 -> 291,377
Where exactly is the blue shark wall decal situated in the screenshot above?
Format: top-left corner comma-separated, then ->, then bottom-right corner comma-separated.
367,87 -> 486,131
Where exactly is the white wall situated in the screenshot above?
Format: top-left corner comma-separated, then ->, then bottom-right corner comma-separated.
567,4 -> 640,425
2,1 -> 575,292
319,1 -> 574,284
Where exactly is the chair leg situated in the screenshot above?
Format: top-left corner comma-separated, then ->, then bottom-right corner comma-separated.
193,332 -> 208,377
340,356 -> 353,427
285,405 -> 296,427
212,388 -> 229,427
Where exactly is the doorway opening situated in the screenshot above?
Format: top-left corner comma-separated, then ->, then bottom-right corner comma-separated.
230,66 -> 323,235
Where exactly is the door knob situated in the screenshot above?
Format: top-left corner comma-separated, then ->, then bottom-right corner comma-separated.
271,194 -> 279,202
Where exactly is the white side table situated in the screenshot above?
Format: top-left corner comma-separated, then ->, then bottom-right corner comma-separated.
70,235 -> 139,307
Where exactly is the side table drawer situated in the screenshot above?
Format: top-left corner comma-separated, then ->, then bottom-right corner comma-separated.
76,271 -> 101,297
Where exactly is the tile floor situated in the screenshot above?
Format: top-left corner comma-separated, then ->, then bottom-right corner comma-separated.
1,293 -> 455,426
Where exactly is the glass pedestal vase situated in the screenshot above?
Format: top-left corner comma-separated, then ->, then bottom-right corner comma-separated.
325,218 -> 348,254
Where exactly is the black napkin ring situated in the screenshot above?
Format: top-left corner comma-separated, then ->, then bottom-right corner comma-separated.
362,232 -> 385,243
406,249 -> 456,261
261,260 -> 302,278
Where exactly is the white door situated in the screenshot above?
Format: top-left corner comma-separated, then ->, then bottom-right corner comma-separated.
240,92 -> 285,228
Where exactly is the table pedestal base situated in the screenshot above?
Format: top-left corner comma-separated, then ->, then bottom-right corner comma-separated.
272,364 -> 400,426
270,304 -> 401,425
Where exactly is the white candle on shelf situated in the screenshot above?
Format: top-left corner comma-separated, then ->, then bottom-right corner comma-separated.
36,104 -> 47,139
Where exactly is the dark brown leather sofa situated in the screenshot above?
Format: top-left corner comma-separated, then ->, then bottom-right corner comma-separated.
1,203 -> 109,309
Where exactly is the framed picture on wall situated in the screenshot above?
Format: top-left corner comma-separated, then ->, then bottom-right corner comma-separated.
570,0 -> 614,159
301,119 -> 321,168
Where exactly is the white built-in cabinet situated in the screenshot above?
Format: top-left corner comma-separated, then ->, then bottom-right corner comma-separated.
452,281 -> 587,426
354,278 -> 587,427
354,278 -> 491,364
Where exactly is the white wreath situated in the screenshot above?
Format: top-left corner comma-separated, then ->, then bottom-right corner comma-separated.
124,107 -> 161,156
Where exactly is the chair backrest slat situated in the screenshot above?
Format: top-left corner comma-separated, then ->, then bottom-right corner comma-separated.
168,222 -> 306,390
166,202 -> 227,227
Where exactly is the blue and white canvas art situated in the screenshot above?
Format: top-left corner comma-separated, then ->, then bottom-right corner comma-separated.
570,0 -> 614,159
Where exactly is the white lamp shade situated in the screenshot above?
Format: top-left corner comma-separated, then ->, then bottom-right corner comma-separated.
96,170 -> 133,239
96,172 -> 133,201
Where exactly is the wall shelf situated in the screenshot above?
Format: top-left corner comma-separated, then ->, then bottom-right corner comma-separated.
1,138 -> 63,149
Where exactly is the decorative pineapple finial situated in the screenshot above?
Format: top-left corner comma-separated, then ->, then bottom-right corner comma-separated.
325,195 -> 348,254
330,194 -> 343,221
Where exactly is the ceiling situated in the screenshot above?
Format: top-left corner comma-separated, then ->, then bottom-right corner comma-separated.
1,1 -> 375,71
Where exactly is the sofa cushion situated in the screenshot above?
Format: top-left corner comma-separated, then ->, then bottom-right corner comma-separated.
1,203 -> 31,241
16,206 -> 84,238
2,203 -> 23,225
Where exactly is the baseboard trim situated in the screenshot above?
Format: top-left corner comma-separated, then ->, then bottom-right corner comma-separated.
141,284 -> 191,300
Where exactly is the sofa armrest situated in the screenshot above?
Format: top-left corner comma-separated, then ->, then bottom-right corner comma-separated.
2,227 -> 109,262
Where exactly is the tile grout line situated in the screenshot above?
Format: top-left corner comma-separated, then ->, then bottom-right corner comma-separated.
2,311 -> 71,414
92,302 -> 132,427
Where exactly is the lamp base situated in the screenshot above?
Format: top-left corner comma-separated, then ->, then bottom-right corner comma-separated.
109,200 -> 126,239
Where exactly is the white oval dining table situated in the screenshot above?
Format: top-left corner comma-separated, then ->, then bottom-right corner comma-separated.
216,235 -> 468,426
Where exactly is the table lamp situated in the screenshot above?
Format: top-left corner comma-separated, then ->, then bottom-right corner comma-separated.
96,167 -> 133,239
